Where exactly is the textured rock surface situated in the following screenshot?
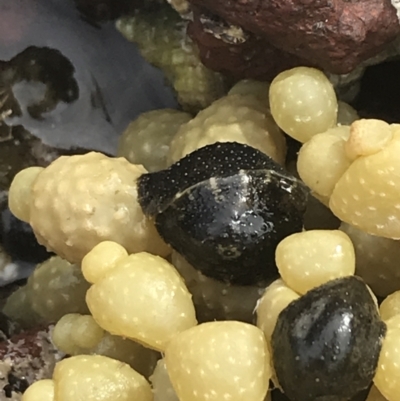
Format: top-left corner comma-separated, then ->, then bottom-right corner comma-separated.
187,8 -> 312,81
186,5 -> 400,105
186,0 -> 400,74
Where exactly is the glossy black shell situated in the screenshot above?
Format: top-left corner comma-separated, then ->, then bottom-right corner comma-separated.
138,142 -> 309,285
271,276 -> 386,401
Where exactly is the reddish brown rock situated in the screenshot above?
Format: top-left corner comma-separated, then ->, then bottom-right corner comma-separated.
187,0 -> 400,74
188,8 -> 313,81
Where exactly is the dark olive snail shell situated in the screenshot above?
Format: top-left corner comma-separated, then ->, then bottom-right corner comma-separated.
137,142 -> 309,285
272,276 -> 386,401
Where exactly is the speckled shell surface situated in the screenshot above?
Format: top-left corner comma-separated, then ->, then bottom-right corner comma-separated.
272,276 -> 386,401
138,142 -> 308,285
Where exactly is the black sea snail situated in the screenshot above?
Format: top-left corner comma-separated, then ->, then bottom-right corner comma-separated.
137,142 -> 309,285
271,276 -> 386,401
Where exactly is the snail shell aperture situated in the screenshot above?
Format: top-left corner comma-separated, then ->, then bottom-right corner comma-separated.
137,142 -> 309,285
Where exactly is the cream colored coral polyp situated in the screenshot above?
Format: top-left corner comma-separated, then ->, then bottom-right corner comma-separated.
27,152 -> 169,263
117,109 -> 191,172
82,241 -> 128,284
269,67 -> 337,143
324,125 -> 351,140
380,291 -> 400,321
52,314 -> 86,356
366,385 -> 390,401
330,131 -> 400,239
28,256 -> 90,321
92,333 -> 160,378
345,119 -> 392,160
53,311 -> 160,377
275,230 -> 356,295
22,379 -> 55,401
228,79 -> 270,105
167,94 -> 286,165
8,166 -> 43,223
340,222 -> 400,297
256,279 -> 299,341
86,252 -> 197,351
374,320 -> 400,401
53,355 -> 153,401
165,321 -> 271,401
71,314 -> 105,349
297,132 -> 351,198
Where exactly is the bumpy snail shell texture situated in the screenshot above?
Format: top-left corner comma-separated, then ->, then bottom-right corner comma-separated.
138,142 -> 308,285
271,276 -> 386,401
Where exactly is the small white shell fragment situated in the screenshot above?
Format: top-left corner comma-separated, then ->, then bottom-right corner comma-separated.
165,321 -> 271,401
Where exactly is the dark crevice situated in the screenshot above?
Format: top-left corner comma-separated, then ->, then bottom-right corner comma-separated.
351,58 -> 400,123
